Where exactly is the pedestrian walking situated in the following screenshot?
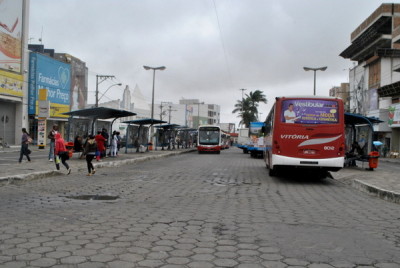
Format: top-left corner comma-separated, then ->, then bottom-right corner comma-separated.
110,131 -> 118,157
95,131 -> 106,161
84,134 -> 97,176
48,125 -> 58,162
18,128 -> 31,163
116,131 -> 121,156
54,133 -> 71,174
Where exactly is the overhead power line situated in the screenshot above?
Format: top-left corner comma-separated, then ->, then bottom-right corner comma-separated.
212,0 -> 233,89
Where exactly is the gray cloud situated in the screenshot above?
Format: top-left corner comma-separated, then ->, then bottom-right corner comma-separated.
29,0 -> 389,125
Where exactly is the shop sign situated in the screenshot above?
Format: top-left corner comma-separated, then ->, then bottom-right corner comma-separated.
28,53 -> 71,118
388,103 -> 400,127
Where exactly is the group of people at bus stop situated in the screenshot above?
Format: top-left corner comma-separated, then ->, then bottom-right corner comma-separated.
19,125 -> 122,176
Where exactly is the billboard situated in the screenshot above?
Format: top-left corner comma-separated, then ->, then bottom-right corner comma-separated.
28,53 -> 71,117
281,99 -> 339,124
0,69 -> 23,97
249,122 -> 264,136
0,0 -> 23,73
70,56 -> 87,110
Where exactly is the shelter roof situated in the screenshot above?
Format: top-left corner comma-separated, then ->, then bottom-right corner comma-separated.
122,118 -> 167,125
155,124 -> 180,129
345,112 -> 384,126
64,107 -> 136,119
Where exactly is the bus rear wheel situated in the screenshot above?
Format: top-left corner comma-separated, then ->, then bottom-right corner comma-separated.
268,166 -> 277,177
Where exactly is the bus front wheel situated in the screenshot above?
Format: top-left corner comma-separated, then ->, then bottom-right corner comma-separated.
268,166 -> 277,177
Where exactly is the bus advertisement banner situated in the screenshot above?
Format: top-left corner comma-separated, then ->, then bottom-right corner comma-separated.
281,99 -> 339,124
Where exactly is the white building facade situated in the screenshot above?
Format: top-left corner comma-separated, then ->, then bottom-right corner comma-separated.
341,3 -> 400,154
154,99 -> 220,128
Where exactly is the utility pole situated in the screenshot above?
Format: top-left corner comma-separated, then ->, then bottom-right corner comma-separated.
167,105 -> 177,124
95,75 -> 116,107
160,102 -> 171,120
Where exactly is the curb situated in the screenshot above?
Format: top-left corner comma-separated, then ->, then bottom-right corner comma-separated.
0,149 -> 196,186
352,179 -> 400,204
331,170 -> 400,205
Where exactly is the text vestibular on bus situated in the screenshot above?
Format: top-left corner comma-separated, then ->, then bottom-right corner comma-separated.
197,125 -> 221,154
263,96 -> 345,176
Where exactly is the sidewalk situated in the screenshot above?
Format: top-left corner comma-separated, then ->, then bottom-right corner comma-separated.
0,146 -> 197,185
331,157 -> 400,204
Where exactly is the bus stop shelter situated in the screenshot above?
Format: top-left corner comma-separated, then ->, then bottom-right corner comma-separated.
155,124 -> 180,150
63,107 -> 137,141
175,126 -> 197,149
344,112 -> 383,167
122,118 -> 167,153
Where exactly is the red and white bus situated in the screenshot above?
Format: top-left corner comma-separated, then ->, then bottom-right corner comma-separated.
197,125 -> 221,154
263,96 -> 345,176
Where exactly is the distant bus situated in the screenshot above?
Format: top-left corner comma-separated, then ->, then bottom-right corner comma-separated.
197,125 -> 221,154
263,96 -> 345,176
221,132 -> 230,149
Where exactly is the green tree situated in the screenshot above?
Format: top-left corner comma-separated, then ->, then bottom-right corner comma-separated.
246,90 -> 267,121
232,90 -> 266,127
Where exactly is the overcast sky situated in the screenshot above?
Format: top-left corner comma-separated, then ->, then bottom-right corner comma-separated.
29,0 -> 396,126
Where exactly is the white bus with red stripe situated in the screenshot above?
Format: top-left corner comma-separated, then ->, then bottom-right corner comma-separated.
263,96 -> 345,176
197,125 -> 221,154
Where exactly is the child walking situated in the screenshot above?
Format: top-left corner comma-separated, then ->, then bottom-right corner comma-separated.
84,135 -> 97,176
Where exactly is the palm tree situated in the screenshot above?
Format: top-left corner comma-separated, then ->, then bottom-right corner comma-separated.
232,96 -> 258,128
246,90 -> 267,120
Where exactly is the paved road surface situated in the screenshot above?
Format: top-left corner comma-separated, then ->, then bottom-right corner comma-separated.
1,148 -> 399,267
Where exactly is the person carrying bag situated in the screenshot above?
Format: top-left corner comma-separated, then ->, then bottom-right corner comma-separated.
54,133 -> 71,174
18,128 -> 31,163
84,135 -> 97,176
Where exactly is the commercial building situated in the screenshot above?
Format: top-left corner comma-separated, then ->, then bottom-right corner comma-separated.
340,3 -> 400,154
154,99 -> 221,128
0,0 -> 30,146
329,83 -> 350,112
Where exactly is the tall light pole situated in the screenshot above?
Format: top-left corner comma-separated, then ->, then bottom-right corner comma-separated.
143,66 -> 166,120
97,83 -> 122,103
194,102 -> 204,127
303,66 -> 327,96
144,65 -> 166,148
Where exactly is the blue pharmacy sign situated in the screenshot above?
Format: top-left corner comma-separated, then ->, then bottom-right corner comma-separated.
28,53 -> 71,117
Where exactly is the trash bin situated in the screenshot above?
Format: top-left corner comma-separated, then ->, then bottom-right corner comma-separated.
148,143 -> 153,151
368,151 -> 379,169
65,142 -> 74,158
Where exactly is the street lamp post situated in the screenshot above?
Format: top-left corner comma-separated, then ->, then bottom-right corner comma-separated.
143,66 -> 166,120
97,83 -> 122,103
143,65 -> 166,148
95,75 -> 117,107
303,66 -> 327,96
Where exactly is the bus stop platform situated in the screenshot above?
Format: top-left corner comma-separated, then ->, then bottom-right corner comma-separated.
331,157 -> 400,204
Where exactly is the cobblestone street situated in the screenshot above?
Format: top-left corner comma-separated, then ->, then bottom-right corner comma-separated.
1,148 -> 400,267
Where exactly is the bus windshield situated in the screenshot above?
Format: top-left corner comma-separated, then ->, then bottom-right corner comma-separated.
281,99 -> 340,124
199,127 -> 220,145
